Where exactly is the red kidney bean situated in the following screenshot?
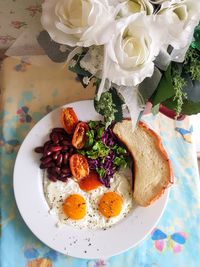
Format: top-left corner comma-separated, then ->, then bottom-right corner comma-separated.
61,140 -> 71,146
48,175 -> 57,182
60,173 -> 68,178
61,167 -> 70,174
62,146 -> 69,152
47,167 -> 58,176
58,174 -> 68,182
52,151 -> 60,160
35,127 -> 77,182
57,133 -> 64,141
47,167 -> 52,174
52,128 -> 66,133
62,133 -> 71,140
69,147 -> 74,154
63,153 -> 69,165
43,141 -> 53,157
43,140 -> 52,148
56,154 -> 63,166
41,156 -> 52,165
34,146 -> 44,153
43,162 -> 55,168
59,178 -> 68,182
44,150 -> 52,157
40,163 -> 46,169
49,146 -> 62,153
50,132 -> 59,144
53,167 -> 61,174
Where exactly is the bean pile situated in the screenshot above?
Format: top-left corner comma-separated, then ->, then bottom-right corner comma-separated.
34,128 -> 75,182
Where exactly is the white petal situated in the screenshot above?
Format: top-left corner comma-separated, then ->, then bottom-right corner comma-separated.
105,13 -> 163,86
118,85 -> 144,129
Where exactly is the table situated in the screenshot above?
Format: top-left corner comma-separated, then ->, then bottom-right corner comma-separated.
0,0 -> 42,58
1,56 -> 200,267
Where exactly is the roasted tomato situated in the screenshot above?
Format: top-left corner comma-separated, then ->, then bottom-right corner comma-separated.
72,122 -> 89,149
61,107 -> 78,134
79,171 -> 102,191
69,154 -> 89,181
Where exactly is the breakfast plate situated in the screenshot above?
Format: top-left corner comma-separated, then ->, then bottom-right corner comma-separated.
13,100 -> 169,259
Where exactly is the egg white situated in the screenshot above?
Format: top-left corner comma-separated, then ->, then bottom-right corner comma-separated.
43,168 -> 133,229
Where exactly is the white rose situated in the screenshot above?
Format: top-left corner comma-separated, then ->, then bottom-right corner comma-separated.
119,0 -> 154,17
149,0 -> 167,4
104,13 -> 163,86
41,0 -> 118,47
157,0 -> 200,49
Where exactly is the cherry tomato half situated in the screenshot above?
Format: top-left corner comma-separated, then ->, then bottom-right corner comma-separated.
61,107 -> 78,134
79,171 -> 102,191
72,122 -> 89,149
69,154 -> 89,181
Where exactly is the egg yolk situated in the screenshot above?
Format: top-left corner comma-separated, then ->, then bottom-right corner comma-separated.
79,171 -> 102,191
98,192 -> 123,218
63,194 -> 86,220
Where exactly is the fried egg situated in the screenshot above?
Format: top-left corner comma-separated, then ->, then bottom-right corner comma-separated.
43,168 -> 133,229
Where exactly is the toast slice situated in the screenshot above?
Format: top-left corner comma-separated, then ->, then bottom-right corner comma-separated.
113,120 -> 173,207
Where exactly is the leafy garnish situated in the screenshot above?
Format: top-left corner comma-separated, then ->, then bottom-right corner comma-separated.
94,88 -> 124,127
77,120 -> 130,187
171,66 -> 187,116
87,141 -> 110,159
85,129 -> 94,147
94,91 -> 116,127
113,156 -> 127,168
96,167 -> 106,178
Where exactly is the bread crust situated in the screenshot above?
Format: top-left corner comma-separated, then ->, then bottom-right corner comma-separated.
113,119 -> 173,207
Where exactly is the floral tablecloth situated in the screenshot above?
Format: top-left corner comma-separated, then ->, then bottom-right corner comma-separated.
1,56 -> 200,267
0,0 -> 42,53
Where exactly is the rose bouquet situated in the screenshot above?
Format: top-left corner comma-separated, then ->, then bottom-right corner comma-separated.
38,0 -> 200,127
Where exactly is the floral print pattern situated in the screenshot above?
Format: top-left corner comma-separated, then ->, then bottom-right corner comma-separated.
0,56 -> 200,267
0,0 -> 42,49
11,21 -> 27,29
25,4 -> 42,17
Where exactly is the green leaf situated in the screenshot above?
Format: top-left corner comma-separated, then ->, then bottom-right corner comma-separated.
85,141 -> 109,159
181,100 -> 200,115
163,98 -> 200,115
69,53 -> 91,77
96,167 -> 106,178
97,127 -> 104,139
151,64 -> 174,106
151,104 -> 160,115
191,22 -> 200,52
113,156 -> 127,168
94,91 -> 116,126
110,88 -> 124,122
85,130 -> 94,147
88,121 -> 100,129
76,150 -> 86,155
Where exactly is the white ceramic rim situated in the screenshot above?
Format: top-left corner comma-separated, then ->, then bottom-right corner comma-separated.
13,100 -> 169,259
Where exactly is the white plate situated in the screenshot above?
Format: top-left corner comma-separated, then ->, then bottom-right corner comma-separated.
13,100 -> 169,259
